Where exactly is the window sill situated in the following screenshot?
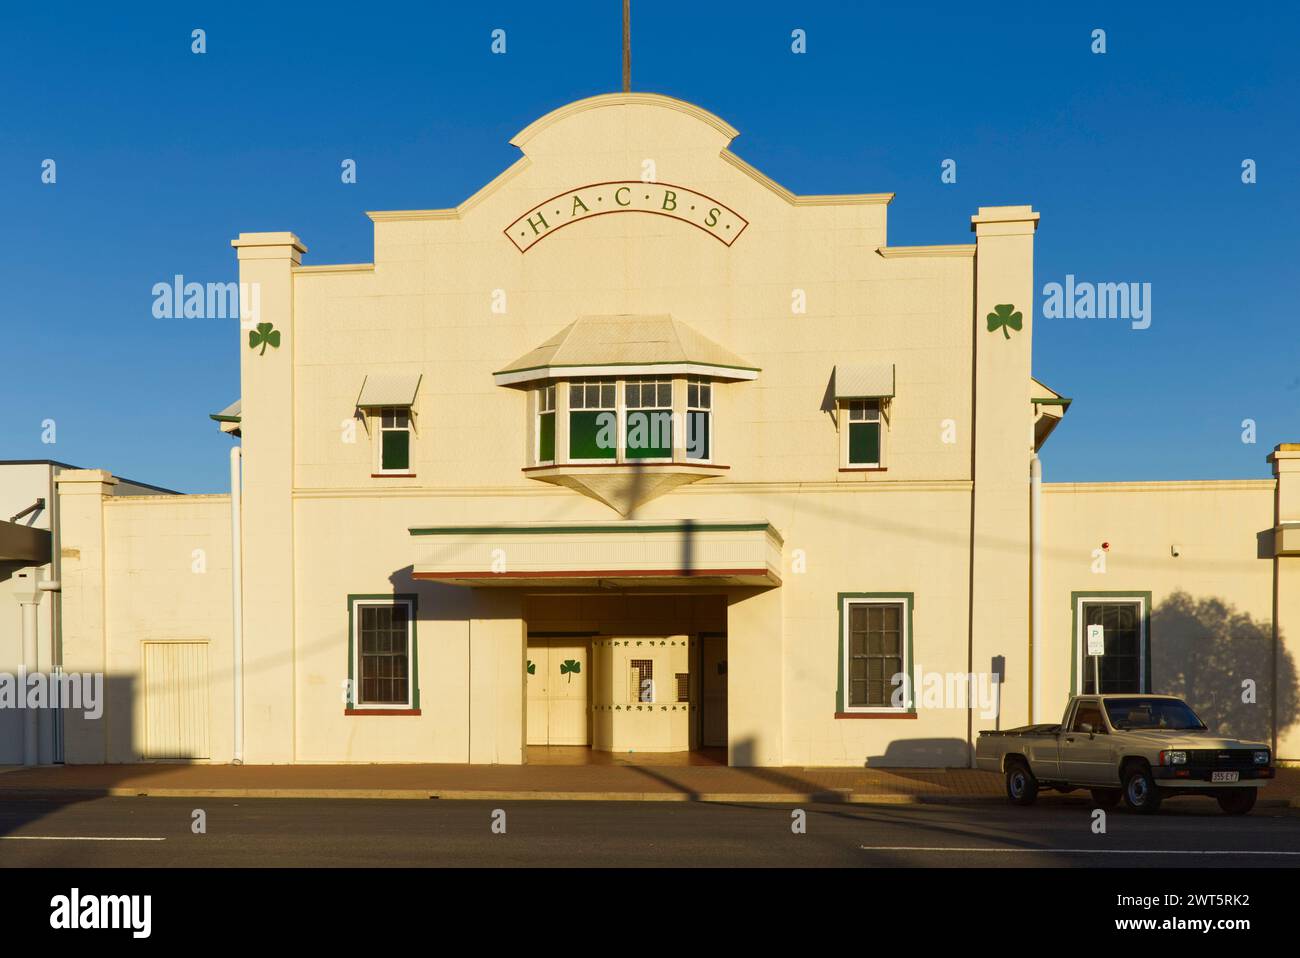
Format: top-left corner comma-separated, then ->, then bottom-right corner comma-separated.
524,462 -> 729,473
834,711 -> 917,719
839,466 -> 886,472
371,472 -> 416,478
344,708 -> 421,716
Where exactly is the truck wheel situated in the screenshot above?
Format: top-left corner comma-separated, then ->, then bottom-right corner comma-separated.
1090,788 -> 1121,809
1005,760 -> 1038,806
1122,763 -> 1163,813
1216,788 -> 1257,815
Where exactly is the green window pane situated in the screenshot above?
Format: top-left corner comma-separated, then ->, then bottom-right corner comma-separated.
538,412 -> 555,462
849,421 -> 880,465
625,410 -> 671,459
570,411 -> 616,459
687,411 -> 710,460
381,430 -> 410,470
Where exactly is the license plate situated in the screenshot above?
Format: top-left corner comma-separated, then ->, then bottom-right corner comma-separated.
1212,771 -> 1239,783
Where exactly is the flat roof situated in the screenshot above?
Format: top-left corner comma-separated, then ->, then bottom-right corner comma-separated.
0,460 -> 180,495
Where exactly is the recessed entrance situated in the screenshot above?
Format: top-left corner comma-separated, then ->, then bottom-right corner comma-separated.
524,593 -> 727,757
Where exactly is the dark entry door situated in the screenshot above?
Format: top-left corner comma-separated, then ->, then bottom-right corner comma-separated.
699,633 -> 728,748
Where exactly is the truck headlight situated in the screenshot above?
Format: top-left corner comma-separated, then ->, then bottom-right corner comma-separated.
1162,750 -> 1187,766
1254,751 -> 1270,765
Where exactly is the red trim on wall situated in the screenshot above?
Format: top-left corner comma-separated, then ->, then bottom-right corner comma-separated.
344,708 -> 422,716
834,711 -> 917,719
412,568 -> 767,580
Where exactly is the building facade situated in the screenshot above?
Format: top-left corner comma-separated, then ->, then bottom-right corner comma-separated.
0,461 -> 173,765
51,93 -> 1300,767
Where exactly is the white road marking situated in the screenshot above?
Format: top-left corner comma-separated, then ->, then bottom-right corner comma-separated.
860,845 -> 1300,855
1,836 -> 165,842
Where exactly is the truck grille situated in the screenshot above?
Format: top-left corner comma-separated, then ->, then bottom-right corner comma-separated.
1186,749 -> 1258,769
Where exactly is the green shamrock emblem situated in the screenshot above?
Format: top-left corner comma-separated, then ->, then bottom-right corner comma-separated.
248,322 -> 281,354
526,660 -> 535,675
560,659 -> 581,682
986,304 -> 1022,340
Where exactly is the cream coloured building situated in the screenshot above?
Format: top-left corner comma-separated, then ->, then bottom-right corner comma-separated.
50,93 -> 1300,767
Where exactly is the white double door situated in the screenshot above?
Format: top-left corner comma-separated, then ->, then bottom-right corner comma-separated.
526,637 -> 590,746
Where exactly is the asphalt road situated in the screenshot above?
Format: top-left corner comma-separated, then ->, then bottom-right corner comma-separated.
0,796 -> 1298,867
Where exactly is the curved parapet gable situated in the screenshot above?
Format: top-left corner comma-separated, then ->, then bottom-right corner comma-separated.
509,92 -> 741,148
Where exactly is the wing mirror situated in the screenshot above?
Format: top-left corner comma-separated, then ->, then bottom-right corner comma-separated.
1079,722 -> 1094,734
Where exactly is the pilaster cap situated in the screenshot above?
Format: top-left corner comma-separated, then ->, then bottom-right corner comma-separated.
970,205 -> 1040,236
54,469 -> 118,495
1268,443 -> 1300,469
231,232 -> 308,262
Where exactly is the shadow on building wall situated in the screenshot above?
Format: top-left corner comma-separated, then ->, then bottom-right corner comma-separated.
1151,590 -> 1299,743
866,737 -> 971,768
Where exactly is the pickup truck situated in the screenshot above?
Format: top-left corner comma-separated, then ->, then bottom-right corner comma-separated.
975,694 -> 1274,814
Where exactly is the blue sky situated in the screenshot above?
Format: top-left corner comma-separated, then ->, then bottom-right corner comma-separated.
2,1 -> 1296,492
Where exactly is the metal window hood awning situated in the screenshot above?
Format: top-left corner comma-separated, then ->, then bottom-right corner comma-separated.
357,373 -> 423,408
409,519 -> 782,587
833,363 -> 895,399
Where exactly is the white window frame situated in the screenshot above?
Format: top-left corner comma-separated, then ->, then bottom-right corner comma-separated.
351,598 -> 415,710
535,383 -> 556,465
840,595 -> 912,713
373,406 -> 414,475
567,378 -> 619,464
1073,595 -> 1147,696
686,377 -> 713,463
842,398 -> 884,469
623,377 -> 675,464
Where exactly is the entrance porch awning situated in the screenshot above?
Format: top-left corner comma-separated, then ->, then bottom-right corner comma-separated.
410,520 -> 782,587
0,520 -> 51,564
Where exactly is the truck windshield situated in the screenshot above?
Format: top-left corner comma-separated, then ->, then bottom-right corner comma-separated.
1104,698 -> 1206,731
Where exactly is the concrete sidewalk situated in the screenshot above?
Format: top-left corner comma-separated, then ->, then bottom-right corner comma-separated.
1,762 -> 1297,805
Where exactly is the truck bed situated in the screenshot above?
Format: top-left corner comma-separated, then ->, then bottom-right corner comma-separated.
979,724 -> 1061,738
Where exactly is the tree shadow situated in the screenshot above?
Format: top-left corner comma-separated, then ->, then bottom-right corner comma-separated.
1151,590 -> 1299,743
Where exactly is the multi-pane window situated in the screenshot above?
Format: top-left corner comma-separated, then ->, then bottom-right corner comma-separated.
536,383 -> 556,464
846,399 -> 881,467
355,602 -> 413,707
624,378 -> 673,459
675,673 -> 690,703
378,407 -> 412,472
686,377 -> 712,461
1081,601 -> 1143,694
843,598 -> 908,710
568,379 -> 617,460
629,659 -> 655,703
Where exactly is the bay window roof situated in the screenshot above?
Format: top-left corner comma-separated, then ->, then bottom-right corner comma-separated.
493,314 -> 759,387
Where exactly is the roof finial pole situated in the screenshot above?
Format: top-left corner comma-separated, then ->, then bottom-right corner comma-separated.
622,0 -> 631,92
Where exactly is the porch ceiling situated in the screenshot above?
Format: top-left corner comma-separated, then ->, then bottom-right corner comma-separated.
409,519 -> 782,588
